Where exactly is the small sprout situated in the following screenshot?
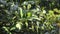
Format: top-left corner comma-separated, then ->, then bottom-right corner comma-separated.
16,23 -> 21,30
23,5 -> 26,9
27,4 -> 31,10
43,10 -> 46,14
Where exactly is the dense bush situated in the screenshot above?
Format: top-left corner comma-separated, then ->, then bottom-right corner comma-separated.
0,0 -> 60,34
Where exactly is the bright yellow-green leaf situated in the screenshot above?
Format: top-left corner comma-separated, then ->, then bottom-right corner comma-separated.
27,12 -> 32,18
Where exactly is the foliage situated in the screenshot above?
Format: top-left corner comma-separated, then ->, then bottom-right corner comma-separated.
0,0 -> 60,34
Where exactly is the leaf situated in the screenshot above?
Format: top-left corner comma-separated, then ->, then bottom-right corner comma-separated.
27,4 -> 31,10
19,8 -> 23,18
27,11 -> 32,18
